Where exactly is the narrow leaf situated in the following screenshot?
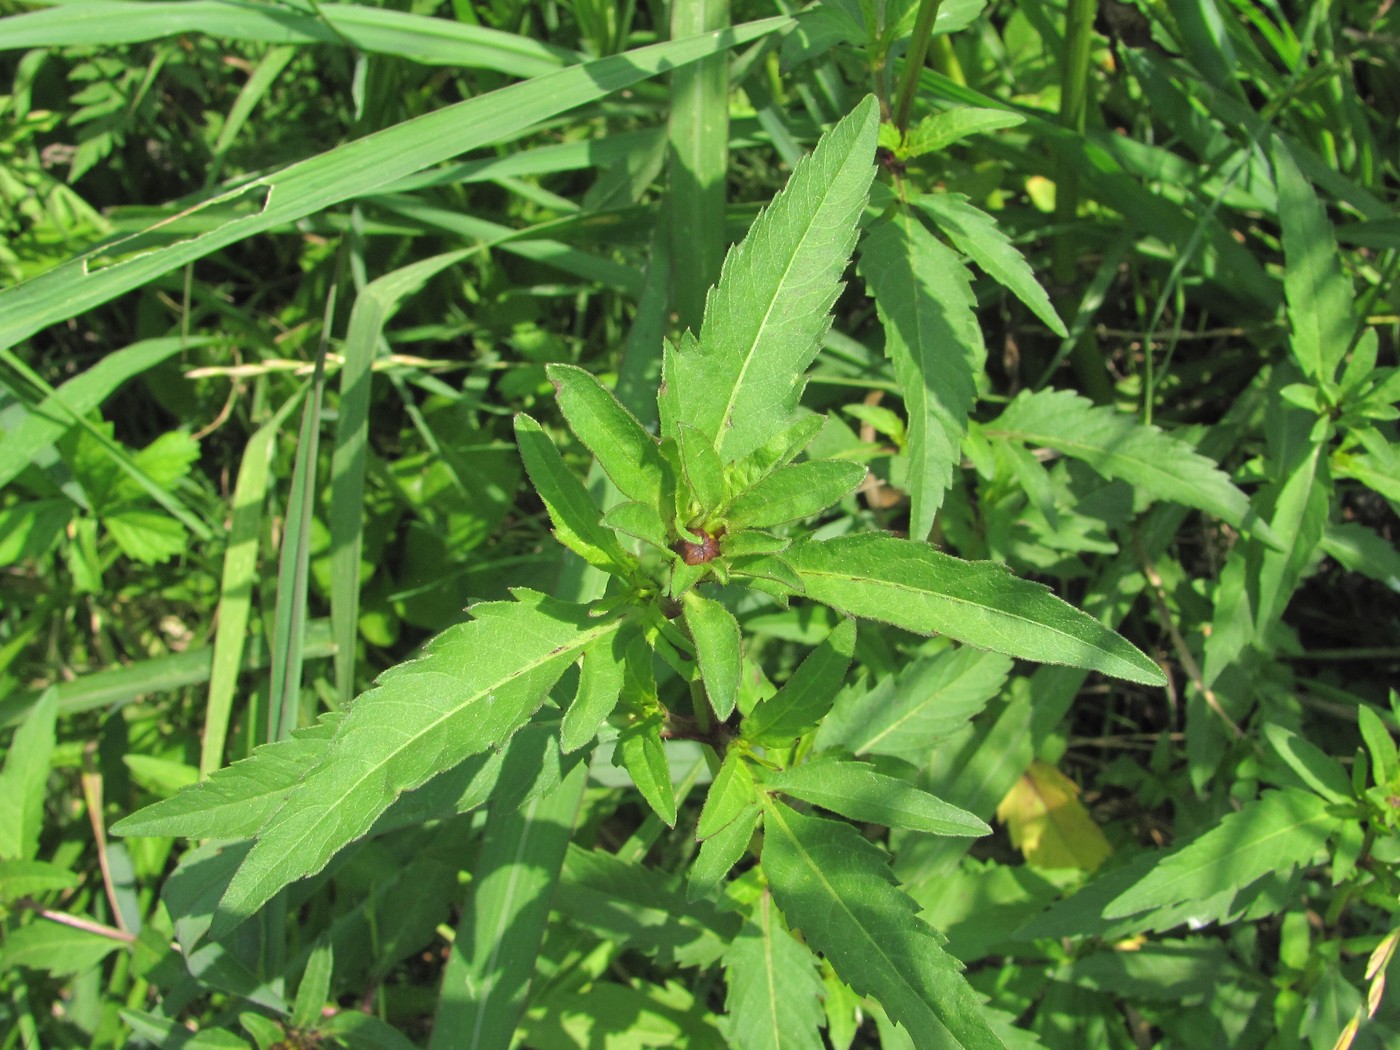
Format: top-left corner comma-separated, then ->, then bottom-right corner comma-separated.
514,413 -> 633,572
548,363 -> 666,506
614,713 -> 677,827
0,689 -> 57,860
676,423 -> 727,516
663,96 -> 879,462
761,801 -> 1006,1049
762,753 -> 990,838
859,211 -> 982,539
688,803 -> 760,902
601,500 -> 671,552
697,748 -> 759,840
724,459 -> 867,529
560,628 -> 632,753
744,618 -> 857,745
722,892 -> 827,1050
210,593 -> 621,936
684,591 -> 743,719
988,388 -> 1271,541
785,534 -> 1166,686
1105,789 -> 1338,919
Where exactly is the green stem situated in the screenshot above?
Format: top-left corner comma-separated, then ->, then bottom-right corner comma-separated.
891,0 -> 944,135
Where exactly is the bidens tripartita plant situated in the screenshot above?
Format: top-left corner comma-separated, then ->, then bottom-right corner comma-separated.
116,95 -> 1164,1046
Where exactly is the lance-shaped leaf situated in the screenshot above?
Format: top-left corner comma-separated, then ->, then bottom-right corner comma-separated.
1104,789 -> 1338,920
743,617 -> 856,745
859,210 -> 984,541
602,500 -> 671,552
683,591 -> 743,719
111,713 -> 344,839
761,752 -> 990,838
514,413 -> 634,572
916,193 -> 1066,338
987,389 -> 1275,543
724,459 -> 867,529
784,534 -> 1165,686
676,423 -> 726,517
560,624 -> 635,753
696,747 -> 759,840
722,892 -> 827,1050
688,803 -> 760,902
761,800 -> 1005,1049
548,363 -> 665,507
661,95 -> 878,463
208,591 -> 623,937
725,413 -> 826,496
614,713 -> 677,827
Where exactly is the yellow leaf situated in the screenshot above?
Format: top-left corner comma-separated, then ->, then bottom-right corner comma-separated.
996,760 -> 1112,872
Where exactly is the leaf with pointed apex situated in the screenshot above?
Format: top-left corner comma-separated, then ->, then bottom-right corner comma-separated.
614,713 -> 677,827
684,591 -> 743,719
916,194 -> 1066,338
725,413 -> 827,496
725,459 -> 867,529
722,893 -> 827,1050
988,389 -> 1274,543
514,413 -> 634,572
663,96 -> 879,463
760,800 -> 1006,1049
744,617 -> 857,745
208,592 -> 623,938
762,752 -> 990,838
548,363 -> 665,506
728,553 -> 805,595
860,212 -> 982,541
697,748 -> 759,840
720,530 -> 791,558
784,534 -> 1166,686
676,423 -> 726,516
561,625 -> 635,753
1104,789 -> 1338,920
689,803 -> 760,902
602,500 -> 671,552
111,714 -> 344,839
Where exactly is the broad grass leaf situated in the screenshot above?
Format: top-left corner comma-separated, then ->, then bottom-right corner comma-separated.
514,413 -> 633,573
662,96 -> 878,463
1104,789 -> 1337,920
988,389 -> 1271,540
723,459 -> 866,529
548,363 -> 666,507
859,212 -> 982,540
916,194 -> 1066,337
743,617 -> 857,745
814,646 -> 1010,762
721,893 -> 826,1050
209,593 -> 622,937
996,760 -> 1111,872
762,753 -> 990,838
784,534 -> 1165,686
760,801 -> 1006,1049
683,592 -> 743,719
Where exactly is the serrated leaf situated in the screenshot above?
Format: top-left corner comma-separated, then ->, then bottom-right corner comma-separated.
209,593 -> 622,937
724,459 -> 867,529
514,413 -> 633,572
722,892 -> 827,1050
0,859 -> 79,901
0,689 -> 56,861
614,713 -> 677,827
916,194 -> 1066,337
113,714 -> 344,839
662,96 -> 878,463
814,646 -> 1010,762
560,627 -> 632,753
1357,705 -> 1396,786
697,748 -> 759,840
761,801 -> 1006,1049
548,363 -> 666,506
784,534 -> 1165,686
764,753 -> 990,838
689,803 -> 760,902
893,109 -> 1026,158
744,617 -> 857,744
602,500 -> 671,552
105,507 -> 189,565
1272,136 -> 1355,382
860,212 -> 982,539
684,591 -> 743,719
1104,789 -> 1338,919
987,389 -> 1271,541
996,760 -> 1111,872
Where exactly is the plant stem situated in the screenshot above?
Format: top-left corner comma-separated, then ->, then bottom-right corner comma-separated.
891,0 -> 944,135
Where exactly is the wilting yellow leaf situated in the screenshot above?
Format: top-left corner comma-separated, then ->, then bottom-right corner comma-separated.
996,760 -> 1112,872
